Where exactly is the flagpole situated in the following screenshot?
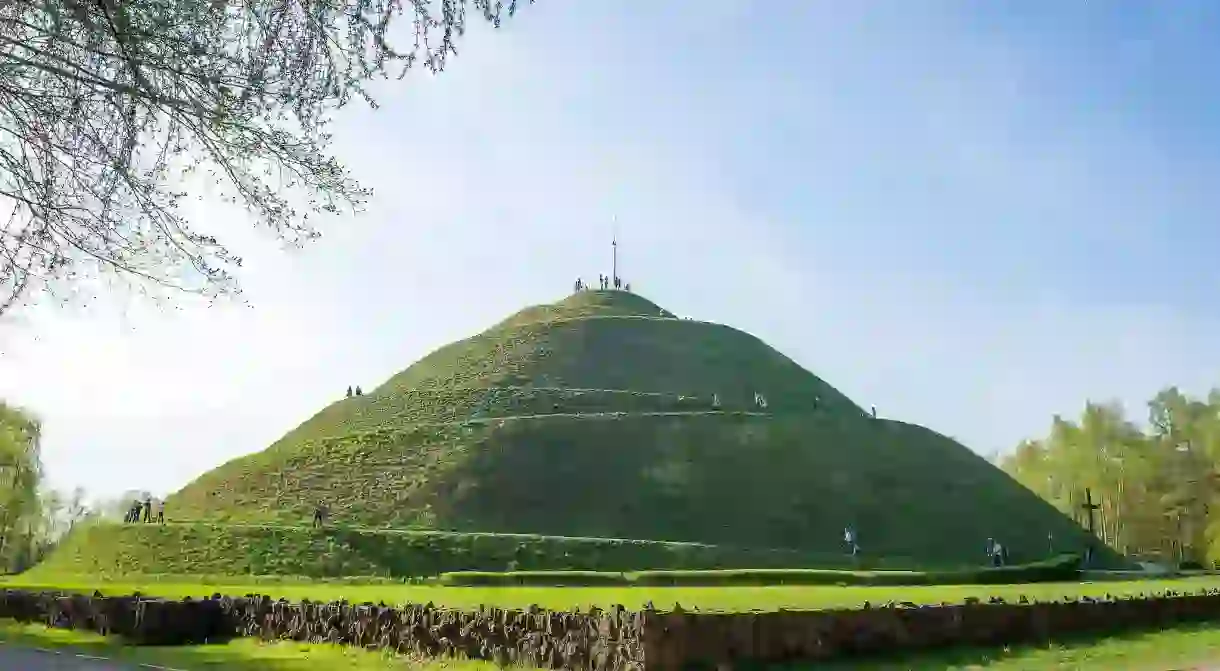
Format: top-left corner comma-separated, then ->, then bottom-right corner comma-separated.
611,215 -> 618,285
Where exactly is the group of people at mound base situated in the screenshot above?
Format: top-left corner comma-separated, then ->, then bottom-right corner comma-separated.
123,496 -> 165,524
574,275 -> 630,292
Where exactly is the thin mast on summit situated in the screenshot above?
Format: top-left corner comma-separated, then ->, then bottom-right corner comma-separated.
611,215 -> 618,285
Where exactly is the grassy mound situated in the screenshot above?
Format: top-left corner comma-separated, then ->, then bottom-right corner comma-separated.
166,411 -> 1093,566
253,294 -> 866,456
55,289 -> 1105,576
264,387 -> 736,440
33,522 -> 889,579
491,290 -> 679,327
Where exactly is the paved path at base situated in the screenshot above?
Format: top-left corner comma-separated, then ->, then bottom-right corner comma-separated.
0,644 -> 184,670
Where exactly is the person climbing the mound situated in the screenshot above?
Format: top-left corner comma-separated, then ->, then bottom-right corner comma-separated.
844,526 -> 859,558
991,541 -> 1005,567
313,501 -> 329,528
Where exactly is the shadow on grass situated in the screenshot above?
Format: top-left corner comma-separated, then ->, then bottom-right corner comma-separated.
730,622 -> 1220,670
760,645 -> 1062,671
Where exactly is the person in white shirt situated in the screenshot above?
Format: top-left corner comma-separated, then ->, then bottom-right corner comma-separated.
844,527 -> 859,557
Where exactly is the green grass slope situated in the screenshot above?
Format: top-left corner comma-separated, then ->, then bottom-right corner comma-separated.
492,290 -> 679,327
36,522 -> 853,579
166,411 -> 1096,567
257,291 -> 865,455
54,289 -> 1104,577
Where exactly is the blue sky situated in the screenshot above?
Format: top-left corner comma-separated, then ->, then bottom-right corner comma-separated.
3,1 -> 1220,500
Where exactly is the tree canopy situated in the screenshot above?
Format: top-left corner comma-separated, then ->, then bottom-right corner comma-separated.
0,402 -> 44,569
0,0 -> 530,314
0,403 -> 103,572
1002,387 -> 1220,566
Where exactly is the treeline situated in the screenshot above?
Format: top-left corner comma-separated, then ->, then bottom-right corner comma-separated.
0,403 -> 96,572
1001,387 -> 1220,565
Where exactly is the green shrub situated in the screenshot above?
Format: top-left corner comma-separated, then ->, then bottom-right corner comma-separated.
630,568 -> 863,587
440,570 -> 630,586
433,555 -> 1082,588
926,554 -> 1082,585
630,556 -> 1079,587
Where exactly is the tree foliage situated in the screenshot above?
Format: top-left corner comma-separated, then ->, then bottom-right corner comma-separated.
0,402 -> 44,569
0,405 -> 99,572
1002,388 -> 1220,566
0,0 -> 530,314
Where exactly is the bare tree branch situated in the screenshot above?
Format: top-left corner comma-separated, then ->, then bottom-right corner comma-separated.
0,0 -> 531,314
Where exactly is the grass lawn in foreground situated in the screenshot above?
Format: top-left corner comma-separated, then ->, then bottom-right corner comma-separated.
6,618 -> 1220,670
5,574 -> 1220,612
802,622 -> 1220,670
0,620 -> 505,670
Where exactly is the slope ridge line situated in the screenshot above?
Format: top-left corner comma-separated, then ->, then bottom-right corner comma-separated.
321,409 -> 776,431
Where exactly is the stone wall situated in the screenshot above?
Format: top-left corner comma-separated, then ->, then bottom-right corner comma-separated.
226,596 -> 644,669
0,589 -> 233,646
5,588 -> 1220,670
0,589 -> 644,670
641,591 -> 1220,670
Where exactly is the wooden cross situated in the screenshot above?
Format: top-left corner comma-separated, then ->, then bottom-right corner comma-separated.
1081,487 -> 1100,537
1078,487 -> 1102,567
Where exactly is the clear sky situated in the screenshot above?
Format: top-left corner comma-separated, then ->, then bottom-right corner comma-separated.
3,1 -> 1220,500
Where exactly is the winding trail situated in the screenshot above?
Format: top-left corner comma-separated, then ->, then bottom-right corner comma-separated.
407,408 -> 775,427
